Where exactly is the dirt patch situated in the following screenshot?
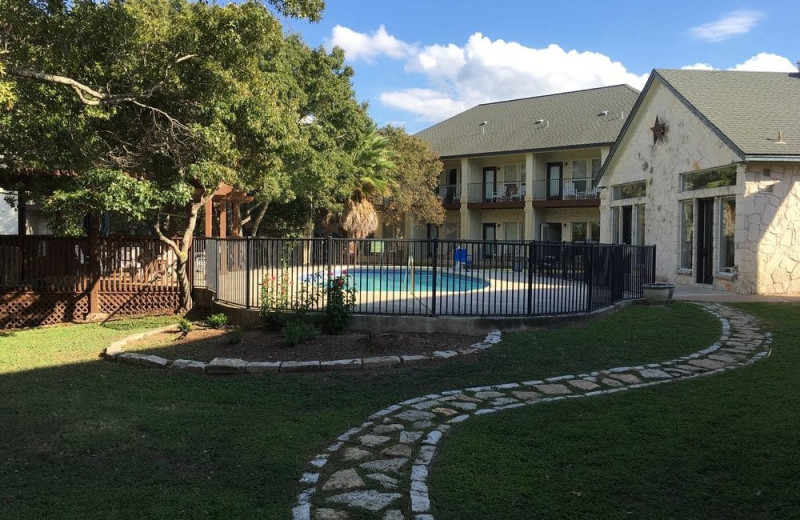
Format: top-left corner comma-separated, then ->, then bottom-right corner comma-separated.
124,327 -> 486,362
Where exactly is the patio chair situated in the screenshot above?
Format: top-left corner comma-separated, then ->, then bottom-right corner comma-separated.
563,182 -> 578,199
454,247 -> 473,271
505,183 -> 518,201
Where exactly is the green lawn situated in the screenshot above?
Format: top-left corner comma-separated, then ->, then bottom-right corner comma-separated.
0,302 -> 783,519
431,303 -> 800,519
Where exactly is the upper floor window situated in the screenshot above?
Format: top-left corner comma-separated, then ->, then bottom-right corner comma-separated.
612,180 -> 646,201
680,165 -> 736,192
503,163 -> 525,182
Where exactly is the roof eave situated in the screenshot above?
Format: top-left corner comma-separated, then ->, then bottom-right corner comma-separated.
743,154 -> 800,163
438,141 -> 618,161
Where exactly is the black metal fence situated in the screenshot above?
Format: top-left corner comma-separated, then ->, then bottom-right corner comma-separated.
192,237 -> 655,317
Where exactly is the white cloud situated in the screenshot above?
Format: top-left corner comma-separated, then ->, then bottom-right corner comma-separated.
689,10 -> 764,42
328,24 -> 414,62
379,89 -> 467,123
681,63 -> 714,70
382,33 -> 648,123
732,52 -> 797,72
680,53 -> 797,73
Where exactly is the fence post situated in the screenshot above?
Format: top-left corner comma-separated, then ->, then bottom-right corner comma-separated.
326,235 -> 333,309
651,244 -> 657,284
430,238 -> 438,317
526,241 -> 535,316
586,242 -> 594,312
245,236 -> 251,309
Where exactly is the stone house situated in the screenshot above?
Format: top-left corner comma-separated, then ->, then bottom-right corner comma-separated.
394,85 -> 638,252
596,69 -> 800,295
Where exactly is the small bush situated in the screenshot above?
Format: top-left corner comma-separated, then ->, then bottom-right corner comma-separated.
325,273 -> 356,334
177,318 -> 193,336
228,326 -> 243,344
282,319 -> 321,346
206,313 -> 229,329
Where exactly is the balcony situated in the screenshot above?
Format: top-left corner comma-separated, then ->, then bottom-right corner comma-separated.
435,184 -> 462,209
466,182 -> 526,208
439,179 -> 600,209
529,178 -> 599,207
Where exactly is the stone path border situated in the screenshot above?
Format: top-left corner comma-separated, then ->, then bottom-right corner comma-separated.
101,328 -> 502,375
292,303 -> 772,520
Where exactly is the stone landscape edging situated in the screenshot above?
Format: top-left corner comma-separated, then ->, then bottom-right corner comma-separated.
101,327 -> 503,375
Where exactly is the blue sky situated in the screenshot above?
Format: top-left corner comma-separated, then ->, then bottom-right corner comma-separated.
281,0 -> 798,133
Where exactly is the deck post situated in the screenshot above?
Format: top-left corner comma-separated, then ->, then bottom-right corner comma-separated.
86,213 -> 102,319
245,236 -> 251,309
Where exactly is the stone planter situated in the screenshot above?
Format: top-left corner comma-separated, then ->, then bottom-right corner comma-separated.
642,282 -> 675,305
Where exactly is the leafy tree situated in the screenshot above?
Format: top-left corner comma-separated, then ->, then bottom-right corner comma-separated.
242,36 -> 373,237
0,0 -> 326,310
378,125 -> 444,231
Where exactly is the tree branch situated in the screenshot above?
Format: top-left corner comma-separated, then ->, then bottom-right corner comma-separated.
8,67 -> 108,102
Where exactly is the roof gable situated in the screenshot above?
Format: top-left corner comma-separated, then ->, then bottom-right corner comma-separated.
655,69 -> 800,157
596,69 -> 800,186
415,85 -> 640,158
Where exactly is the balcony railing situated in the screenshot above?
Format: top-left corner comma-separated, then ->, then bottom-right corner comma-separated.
529,178 -> 599,200
466,182 -> 526,203
447,179 -> 599,204
435,184 -> 462,204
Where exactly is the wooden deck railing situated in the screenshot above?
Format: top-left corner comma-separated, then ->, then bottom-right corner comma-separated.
0,236 -> 182,328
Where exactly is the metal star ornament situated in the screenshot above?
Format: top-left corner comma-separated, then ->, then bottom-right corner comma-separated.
650,115 -> 667,144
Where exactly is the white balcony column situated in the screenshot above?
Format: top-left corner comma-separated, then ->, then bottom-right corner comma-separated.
524,152 -> 535,240
460,157 -> 471,239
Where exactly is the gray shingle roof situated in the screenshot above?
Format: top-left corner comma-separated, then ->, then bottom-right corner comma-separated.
414,85 -> 640,158
655,69 -> 800,157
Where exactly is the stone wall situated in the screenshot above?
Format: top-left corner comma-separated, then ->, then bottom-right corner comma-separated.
742,163 -> 800,294
600,81 -> 742,287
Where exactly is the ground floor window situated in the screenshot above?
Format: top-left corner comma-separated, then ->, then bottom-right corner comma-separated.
720,197 -> 736,271
590,222 -> 600,242
442,221 -> 460,240
503,221 -> 522,241
571,222 -> 587,242
680,200 -> 693,269
610,204 -> 645,245
570,221 -> 599,242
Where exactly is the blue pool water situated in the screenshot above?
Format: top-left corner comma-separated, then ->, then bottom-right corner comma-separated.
314,268 -> 489,292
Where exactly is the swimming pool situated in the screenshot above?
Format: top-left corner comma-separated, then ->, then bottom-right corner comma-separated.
313,267 -> 489,292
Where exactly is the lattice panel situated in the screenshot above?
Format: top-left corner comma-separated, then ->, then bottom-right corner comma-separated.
0,291 -> 89,328
101,291 -> 180,316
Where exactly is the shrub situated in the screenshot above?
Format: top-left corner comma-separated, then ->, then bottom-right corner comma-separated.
325,273 -> 356,334
282,319 -> 321,346
228,326 -> 243,344
177,318 -> 193,337
206,313 -> 229,329
260,269 -> 322,320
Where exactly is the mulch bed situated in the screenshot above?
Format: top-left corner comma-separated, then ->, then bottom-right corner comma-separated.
124,327 -> 486,362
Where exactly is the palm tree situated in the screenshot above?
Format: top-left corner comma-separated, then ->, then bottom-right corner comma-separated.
338,127 -> 396,239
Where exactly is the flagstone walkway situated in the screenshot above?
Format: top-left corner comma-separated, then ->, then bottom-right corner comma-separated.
292,303 -> 772,520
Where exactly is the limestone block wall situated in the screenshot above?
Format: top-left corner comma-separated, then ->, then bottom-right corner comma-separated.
600,81 -> 742,285
742,163 -> 800,294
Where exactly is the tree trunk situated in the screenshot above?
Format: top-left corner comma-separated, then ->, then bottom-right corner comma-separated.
250,201 -> 269,237
154,192 -> 211,313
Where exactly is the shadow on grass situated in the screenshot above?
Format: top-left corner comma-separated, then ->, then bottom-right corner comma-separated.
0,302 -> 725,519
